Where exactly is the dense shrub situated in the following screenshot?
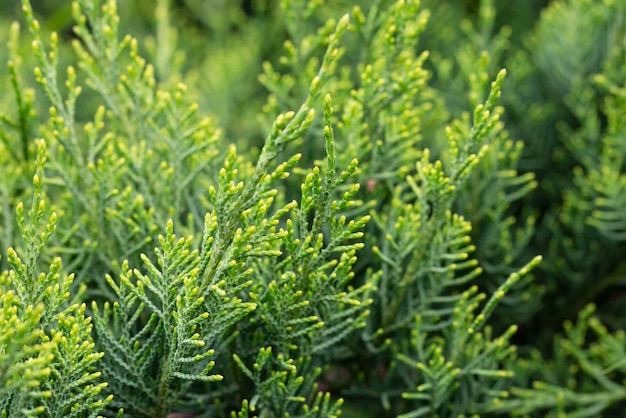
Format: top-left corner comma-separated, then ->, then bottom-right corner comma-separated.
1,0 -> 625,417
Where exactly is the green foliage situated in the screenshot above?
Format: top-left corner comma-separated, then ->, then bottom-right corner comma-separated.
1,140 -> 110,417
494,305 -> 626,417
0,0 -> 625,417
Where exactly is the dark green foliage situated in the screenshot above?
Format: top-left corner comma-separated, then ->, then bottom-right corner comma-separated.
1,0 -> 625,417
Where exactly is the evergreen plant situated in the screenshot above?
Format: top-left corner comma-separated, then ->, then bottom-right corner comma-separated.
1,0 -> 625,417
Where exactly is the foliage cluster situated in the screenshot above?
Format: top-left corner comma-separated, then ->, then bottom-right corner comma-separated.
1,0 -> 625,417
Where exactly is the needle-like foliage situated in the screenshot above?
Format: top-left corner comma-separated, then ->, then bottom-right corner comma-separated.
1,0 -> 625,417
